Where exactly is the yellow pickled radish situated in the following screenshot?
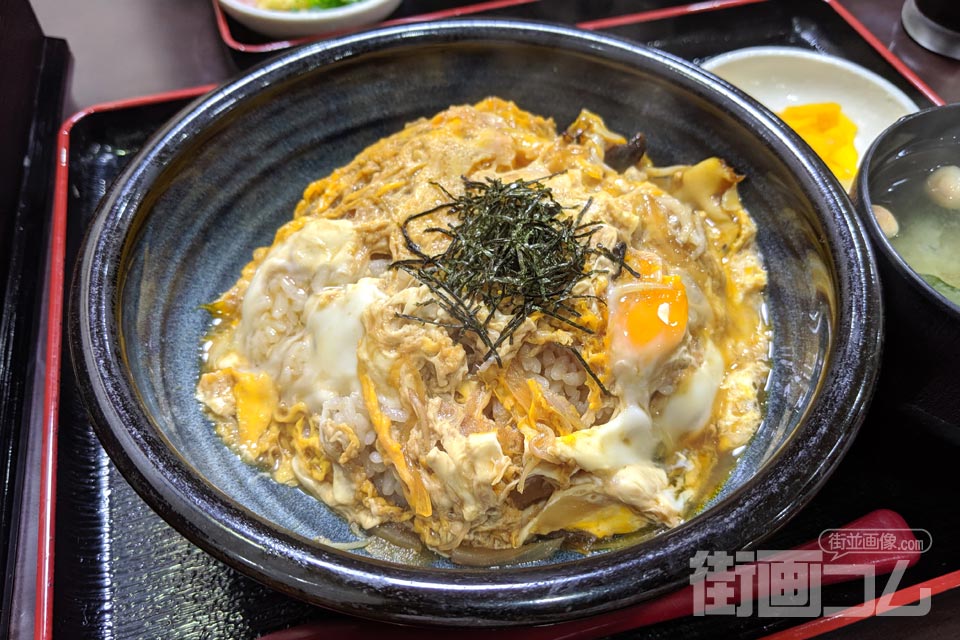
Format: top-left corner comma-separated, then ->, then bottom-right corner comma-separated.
777,103 -> 859,185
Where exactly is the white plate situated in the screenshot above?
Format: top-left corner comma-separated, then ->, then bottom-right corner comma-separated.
702,46 -> 918,166
219,0 -> 401,39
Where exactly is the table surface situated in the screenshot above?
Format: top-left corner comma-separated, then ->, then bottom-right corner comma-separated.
17,1 -> 960,639
30,0 -> 960,112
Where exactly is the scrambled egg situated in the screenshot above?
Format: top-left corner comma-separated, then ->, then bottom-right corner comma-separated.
197,98 -> 770,558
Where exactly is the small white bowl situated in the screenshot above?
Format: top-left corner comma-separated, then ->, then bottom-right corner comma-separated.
218,0 -> 401,39
702,46 -> 918,167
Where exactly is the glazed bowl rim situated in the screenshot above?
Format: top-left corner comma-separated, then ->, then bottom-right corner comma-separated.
71,19 -> 882,625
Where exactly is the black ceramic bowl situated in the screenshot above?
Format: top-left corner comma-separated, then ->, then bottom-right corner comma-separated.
71,21 -> 881,626
852,103 -> 960,435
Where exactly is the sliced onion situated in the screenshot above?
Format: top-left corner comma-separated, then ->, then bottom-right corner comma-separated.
290,456 -> 324,499
314,535 -> 372,551
373,524 -> 423,551
449,537 -> 563,567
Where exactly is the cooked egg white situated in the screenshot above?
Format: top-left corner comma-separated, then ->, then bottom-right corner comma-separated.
229,219 -> 385,413
298,278 -> 386,405
240,217 -> 363,327
653,340 -> 725,446
553,404 -> 658,472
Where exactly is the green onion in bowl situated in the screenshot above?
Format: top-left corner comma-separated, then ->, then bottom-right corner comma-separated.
257,0 -> 361,10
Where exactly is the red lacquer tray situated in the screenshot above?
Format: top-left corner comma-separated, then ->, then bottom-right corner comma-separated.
35,1 -> 955,639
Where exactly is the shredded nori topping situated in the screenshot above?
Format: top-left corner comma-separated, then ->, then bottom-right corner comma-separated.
392,175 -> 634,387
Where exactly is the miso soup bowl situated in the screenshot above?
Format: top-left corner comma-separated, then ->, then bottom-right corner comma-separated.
851,103 -> 960,435
70,21 -> 882,626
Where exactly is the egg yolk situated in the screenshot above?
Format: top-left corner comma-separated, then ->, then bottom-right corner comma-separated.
612,276 -> 688,358
776,103 -> 858,185
233,370 -> 278,455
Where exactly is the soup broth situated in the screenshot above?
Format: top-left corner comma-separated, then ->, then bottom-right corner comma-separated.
873,153 -> 960,307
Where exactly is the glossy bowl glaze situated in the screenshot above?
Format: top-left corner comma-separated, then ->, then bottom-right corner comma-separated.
71,21 -> 881,626
851,103 -> 960,435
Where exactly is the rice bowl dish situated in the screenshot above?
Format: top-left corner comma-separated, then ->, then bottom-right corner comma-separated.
197,98 -> 771,561
71,21 -> 882,623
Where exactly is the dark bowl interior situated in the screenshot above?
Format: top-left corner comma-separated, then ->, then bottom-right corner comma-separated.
852,103 -> 960,434
71,21 -> 881,625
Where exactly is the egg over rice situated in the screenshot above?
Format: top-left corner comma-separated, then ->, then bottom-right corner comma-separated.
197,98 -> 770,562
